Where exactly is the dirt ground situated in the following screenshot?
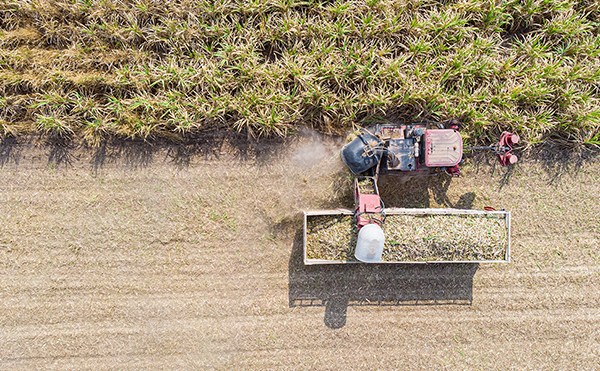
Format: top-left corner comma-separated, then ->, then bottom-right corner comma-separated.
0,131 -> 599,370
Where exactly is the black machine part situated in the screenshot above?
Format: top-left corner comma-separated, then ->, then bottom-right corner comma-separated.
340,133 -> 384,175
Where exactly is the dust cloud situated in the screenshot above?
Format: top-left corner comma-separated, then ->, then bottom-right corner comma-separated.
289,127 -> 345,170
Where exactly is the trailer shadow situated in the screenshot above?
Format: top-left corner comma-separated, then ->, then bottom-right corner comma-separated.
288,230 -> 478,329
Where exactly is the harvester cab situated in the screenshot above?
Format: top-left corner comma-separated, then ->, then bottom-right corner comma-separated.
340,121 -> 519,262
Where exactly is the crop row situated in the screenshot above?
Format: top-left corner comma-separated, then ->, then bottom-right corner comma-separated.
0,0 -> 598,145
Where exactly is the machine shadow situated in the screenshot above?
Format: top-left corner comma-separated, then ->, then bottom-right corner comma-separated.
0,131 -> 288,171
288,230 -> 479,329
373,172 -> 476,209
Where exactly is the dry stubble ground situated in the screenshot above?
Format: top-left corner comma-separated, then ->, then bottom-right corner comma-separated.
0,131 -> 599,370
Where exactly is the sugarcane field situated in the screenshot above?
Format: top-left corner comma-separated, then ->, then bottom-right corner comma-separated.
1,0 -> 600,370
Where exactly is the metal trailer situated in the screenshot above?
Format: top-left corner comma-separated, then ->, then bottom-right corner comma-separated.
303,208 -> 510,265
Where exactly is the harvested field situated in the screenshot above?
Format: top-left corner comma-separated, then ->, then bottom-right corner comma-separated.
1,133 -> 600,370
305,212 -> 508,262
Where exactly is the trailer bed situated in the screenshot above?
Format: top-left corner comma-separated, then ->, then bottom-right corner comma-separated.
304,208 -> 510,264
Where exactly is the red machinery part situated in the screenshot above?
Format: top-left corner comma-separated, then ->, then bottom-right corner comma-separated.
355,193 -> 384,229
354,178 -> 384,229
445,165 -> 461,177
499,132 -> 520,147
496,132 -> 520,166
424,129 -> 463,167
498,151 -> 518,166
356,193 -> 383,214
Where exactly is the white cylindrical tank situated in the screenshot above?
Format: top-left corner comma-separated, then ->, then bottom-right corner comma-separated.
354,223 -> 385,263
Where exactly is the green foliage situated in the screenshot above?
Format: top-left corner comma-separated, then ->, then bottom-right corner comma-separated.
0,0 -> 598,145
